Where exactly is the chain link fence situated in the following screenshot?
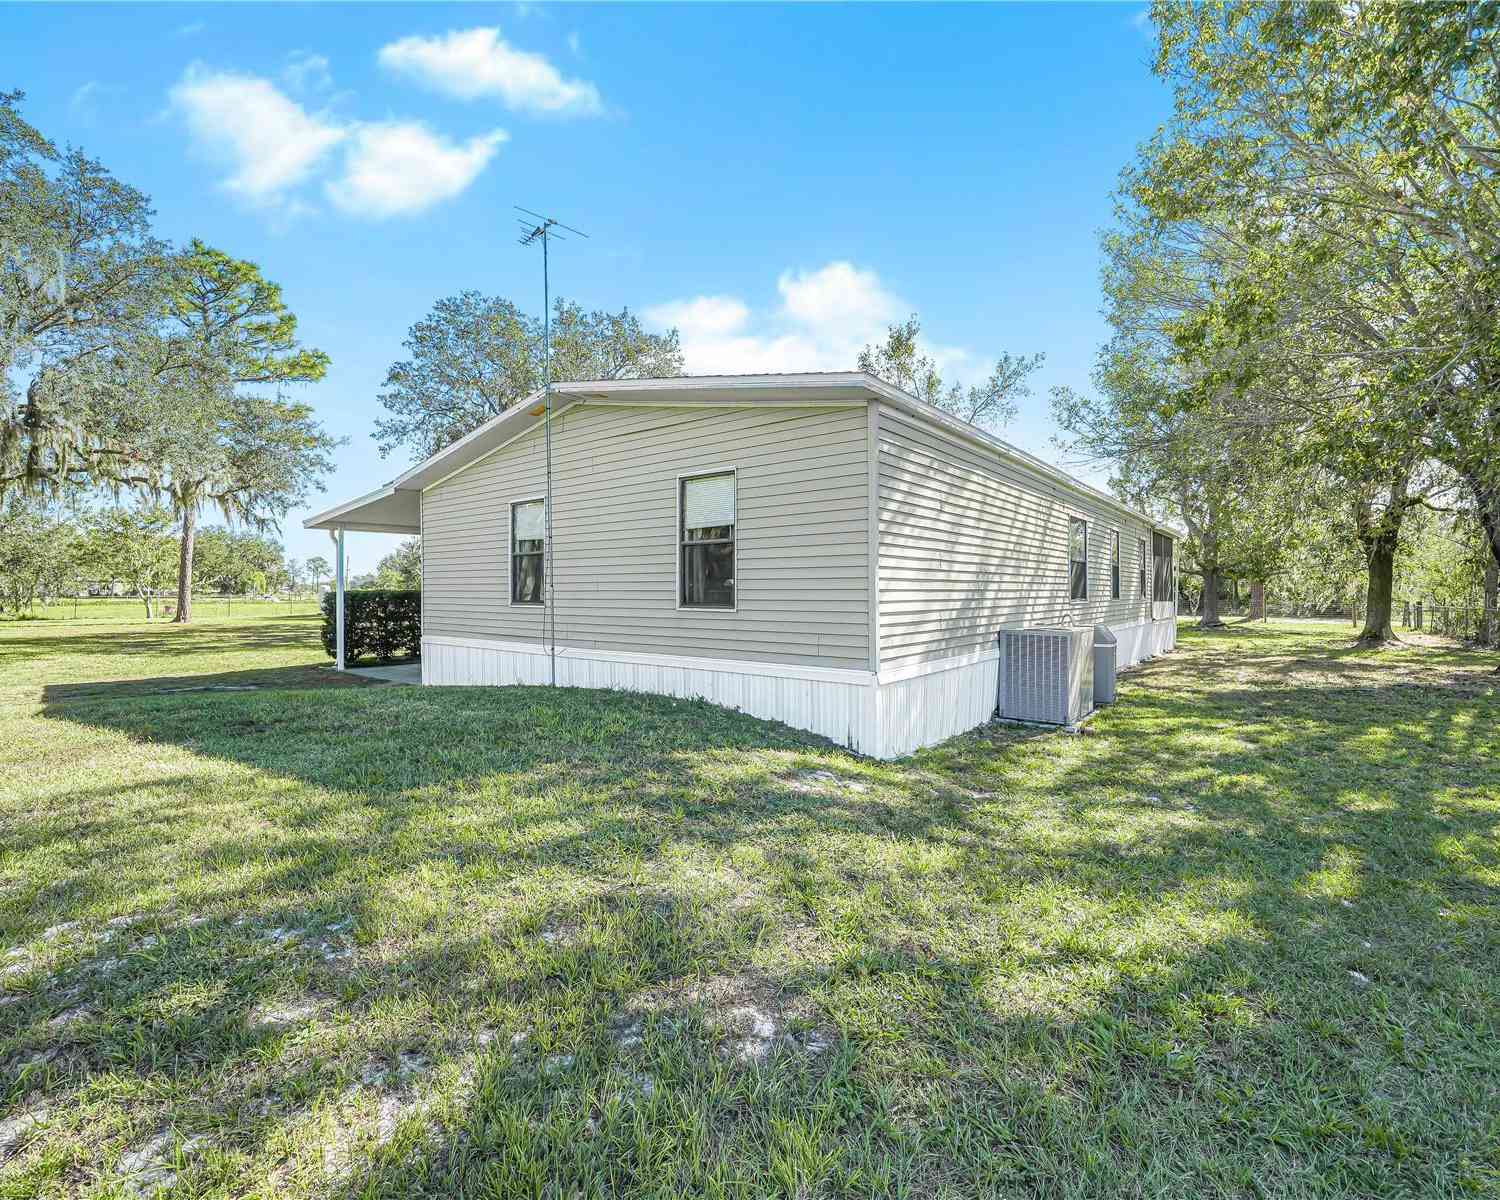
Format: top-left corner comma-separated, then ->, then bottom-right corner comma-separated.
4,595 -> 323,623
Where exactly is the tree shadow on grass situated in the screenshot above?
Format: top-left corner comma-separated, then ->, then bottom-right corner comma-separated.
25,631 -> 1498,933
41,662 -> 372,703
8,631 -> 1499,1195
307,853 -> 1499,1200
27,674 -> 1034,931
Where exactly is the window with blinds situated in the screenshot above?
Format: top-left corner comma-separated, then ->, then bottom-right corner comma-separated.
511,499 -> 544,605
1069,517 -> 1088,601
680,471 -> 735,608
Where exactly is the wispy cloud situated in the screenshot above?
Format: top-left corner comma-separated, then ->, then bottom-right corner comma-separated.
326,122 -> 507,219
169,65 -> 346,207
645,263 -> 902,375
282,50 -> 334,94
378,26 -> 602,116
644,262 -> 896,375
168,63 -> 505,220
176,20 -> 205,37
647,262 -> 985,382
69,80 -> 122,121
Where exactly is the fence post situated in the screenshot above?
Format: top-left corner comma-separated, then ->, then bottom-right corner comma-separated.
1414,600 -> 1423,631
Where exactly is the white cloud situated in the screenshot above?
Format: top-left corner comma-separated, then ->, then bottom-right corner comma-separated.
326,121 -> 508,219
646,262 -> 908,375
176,20 -> 205,36
645,295 -> 750,339
776,261 -> 901,336
646,262 -> 993,385
69,80 -> 120,120
377,27 -> 602,116
169,64 -> 345,205
283,50 -> 333,93
169,65 -> 504,220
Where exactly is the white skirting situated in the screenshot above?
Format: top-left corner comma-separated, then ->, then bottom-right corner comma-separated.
870,649 -> 1000,760
420,617 -> 1175,761
422,636 -> 881,752
1114,615 -> 1176,668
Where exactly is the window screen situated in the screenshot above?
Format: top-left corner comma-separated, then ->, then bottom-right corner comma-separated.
1069,517 -> 1088,601
1152,531 -> 1174,603
511,499 -> 544,604
1110,530 -> 1121,600
681,472 -> 735,608
1138,538 -> 1148,596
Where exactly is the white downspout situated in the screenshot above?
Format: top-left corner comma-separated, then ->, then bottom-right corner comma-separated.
333,527 -> 346,671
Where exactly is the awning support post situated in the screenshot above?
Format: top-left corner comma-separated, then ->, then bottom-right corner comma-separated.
333,527 -> 346,671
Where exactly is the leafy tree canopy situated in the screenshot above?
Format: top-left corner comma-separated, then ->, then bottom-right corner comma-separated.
357,537 -> 421,589
0,90 -> 164,493
102,243 -> 337,620
1131,1 -> 1500,639
375,293 -> 684,461
858,315 -> 1042,430
193,527 -> 290,595
79,504 -> 176,618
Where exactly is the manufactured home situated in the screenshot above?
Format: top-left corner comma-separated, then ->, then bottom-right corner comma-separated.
306,373 -> 1178,758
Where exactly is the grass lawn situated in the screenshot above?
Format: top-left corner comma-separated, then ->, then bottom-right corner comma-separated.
1,598 -> 322,625
1,615 -> 1497,1199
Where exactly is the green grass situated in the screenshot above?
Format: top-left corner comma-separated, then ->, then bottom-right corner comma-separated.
1,615 -> 1497,1199
1,598 -> 321,624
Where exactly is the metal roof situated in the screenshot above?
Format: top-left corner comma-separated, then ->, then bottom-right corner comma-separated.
303,372 -> 1182,537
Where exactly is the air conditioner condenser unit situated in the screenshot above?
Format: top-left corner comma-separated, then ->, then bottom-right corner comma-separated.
997,626 -> 1095,727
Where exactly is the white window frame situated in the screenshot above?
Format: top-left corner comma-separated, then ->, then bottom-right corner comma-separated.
1110,529 -> 1121,600
675,467 -> 738,614
1068,516 -> 1089,602
508,495 -> 546,607
1138,536 -> 1149,597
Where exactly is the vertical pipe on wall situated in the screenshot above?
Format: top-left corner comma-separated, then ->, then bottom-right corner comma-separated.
334,527 -> 346,671
542,229 -> 556,687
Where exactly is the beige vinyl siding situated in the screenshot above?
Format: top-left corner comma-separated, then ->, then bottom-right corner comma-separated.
877,403 -> 1158,669
422,402 -> 871,669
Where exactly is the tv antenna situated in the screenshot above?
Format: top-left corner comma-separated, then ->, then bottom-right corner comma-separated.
517,207 -> 588,686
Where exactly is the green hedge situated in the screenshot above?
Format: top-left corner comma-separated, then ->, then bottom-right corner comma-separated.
320,589 -> 421,664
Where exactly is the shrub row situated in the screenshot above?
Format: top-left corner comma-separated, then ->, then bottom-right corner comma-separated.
320,589 -> 420,664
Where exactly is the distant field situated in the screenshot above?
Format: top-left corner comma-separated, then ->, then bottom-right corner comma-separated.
1,597 -> 323,623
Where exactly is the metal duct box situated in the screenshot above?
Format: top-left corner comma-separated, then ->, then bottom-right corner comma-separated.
998,626 -> 1096,726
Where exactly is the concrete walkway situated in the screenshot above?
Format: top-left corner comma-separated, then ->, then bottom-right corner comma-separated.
347,662 -> 422,685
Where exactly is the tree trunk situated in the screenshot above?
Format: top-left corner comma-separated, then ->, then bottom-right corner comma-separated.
1358,530 -> 1398,645
1249,579 -> 1266,621
173,503 -> 196,624
1483,557 -> 1498,649
1467,481 -> 1500,667
1200,569 -> 1224,627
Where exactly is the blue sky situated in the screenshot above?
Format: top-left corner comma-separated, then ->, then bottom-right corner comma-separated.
6,2 -> 1166,573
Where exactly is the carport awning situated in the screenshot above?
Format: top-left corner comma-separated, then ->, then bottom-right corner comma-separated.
302,485 -> 420,534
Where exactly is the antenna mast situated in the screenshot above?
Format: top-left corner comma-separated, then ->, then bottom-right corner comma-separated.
518,208 -> 588,687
